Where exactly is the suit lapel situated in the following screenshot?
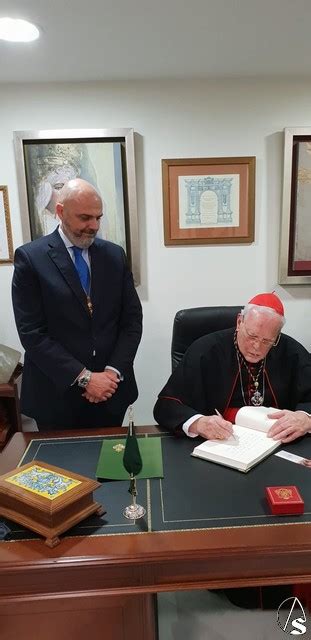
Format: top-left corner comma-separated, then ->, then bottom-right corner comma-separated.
89,240 -> 104,313
47,229 -> 89,314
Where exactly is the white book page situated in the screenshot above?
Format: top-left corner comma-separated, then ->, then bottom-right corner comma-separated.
235,406 -> 279,433
193,424 -> 279,466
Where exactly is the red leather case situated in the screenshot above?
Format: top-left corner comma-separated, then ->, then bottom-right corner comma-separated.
265,486 -> 304,515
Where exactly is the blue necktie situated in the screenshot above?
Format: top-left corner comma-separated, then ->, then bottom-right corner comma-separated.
72,246 -> 90,293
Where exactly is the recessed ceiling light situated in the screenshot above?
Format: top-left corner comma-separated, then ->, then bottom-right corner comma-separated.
0,17 -> 39,42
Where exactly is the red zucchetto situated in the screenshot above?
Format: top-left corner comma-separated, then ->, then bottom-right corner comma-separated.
248,292 -> 284,317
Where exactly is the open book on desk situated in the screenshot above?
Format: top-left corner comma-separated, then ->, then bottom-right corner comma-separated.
191,406 -> 281,473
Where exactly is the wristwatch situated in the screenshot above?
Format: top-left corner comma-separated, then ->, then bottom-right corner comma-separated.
77,369 -> 92,389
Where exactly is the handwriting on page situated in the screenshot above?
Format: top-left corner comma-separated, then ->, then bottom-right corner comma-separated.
210,427 -> 274,462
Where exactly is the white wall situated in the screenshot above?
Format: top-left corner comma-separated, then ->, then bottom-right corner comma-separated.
0,79 -> 311,424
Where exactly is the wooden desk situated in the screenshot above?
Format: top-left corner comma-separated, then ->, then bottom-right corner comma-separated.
1,428 -> 311,640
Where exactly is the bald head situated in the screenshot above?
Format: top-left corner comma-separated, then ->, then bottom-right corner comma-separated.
60,178 -> 102,208
56,179 -> 103,249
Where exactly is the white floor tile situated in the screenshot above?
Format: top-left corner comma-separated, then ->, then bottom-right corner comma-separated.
157,590 -> 294,640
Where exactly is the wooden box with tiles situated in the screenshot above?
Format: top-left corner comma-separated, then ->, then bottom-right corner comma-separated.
0,460 -> 105,547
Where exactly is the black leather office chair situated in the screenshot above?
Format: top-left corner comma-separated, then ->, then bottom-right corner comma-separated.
171,306 -> 242,370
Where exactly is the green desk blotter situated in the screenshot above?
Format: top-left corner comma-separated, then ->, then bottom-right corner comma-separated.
96,436 -> 163,480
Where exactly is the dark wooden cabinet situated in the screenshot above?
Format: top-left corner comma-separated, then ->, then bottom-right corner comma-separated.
0,365 -> 22,449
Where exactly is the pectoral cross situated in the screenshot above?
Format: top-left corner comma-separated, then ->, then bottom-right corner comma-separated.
251,381 -> 264,406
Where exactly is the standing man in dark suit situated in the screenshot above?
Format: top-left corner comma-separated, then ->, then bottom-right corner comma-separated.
12,179 -> 142,429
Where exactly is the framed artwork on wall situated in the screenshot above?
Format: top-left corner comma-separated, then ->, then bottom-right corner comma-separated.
0,185 -> 13,264
162,156 -> 255,246
13,128 -> 140,285
279,127 -> 311,285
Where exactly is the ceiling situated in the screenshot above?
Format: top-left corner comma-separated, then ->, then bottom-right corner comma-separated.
1,0 -> 311,83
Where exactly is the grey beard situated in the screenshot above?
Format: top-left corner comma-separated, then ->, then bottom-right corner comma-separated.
61,224 -> 96,249
72,236 -> 95,249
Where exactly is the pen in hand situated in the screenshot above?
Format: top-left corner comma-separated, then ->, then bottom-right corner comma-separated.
214,408 -> 238,441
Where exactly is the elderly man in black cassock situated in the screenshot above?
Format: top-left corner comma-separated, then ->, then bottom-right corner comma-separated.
154,293 -> 311,443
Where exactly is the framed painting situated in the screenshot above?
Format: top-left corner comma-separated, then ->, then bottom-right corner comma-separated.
162,156 -> 255,245
13,128 -> 140,284
279,127 -> 311,285
0,185 -> 13,264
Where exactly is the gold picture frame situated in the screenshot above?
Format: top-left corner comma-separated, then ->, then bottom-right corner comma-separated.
0,185 -> 13,264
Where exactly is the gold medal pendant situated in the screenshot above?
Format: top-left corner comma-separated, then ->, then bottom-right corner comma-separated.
87,296 -> 93,316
